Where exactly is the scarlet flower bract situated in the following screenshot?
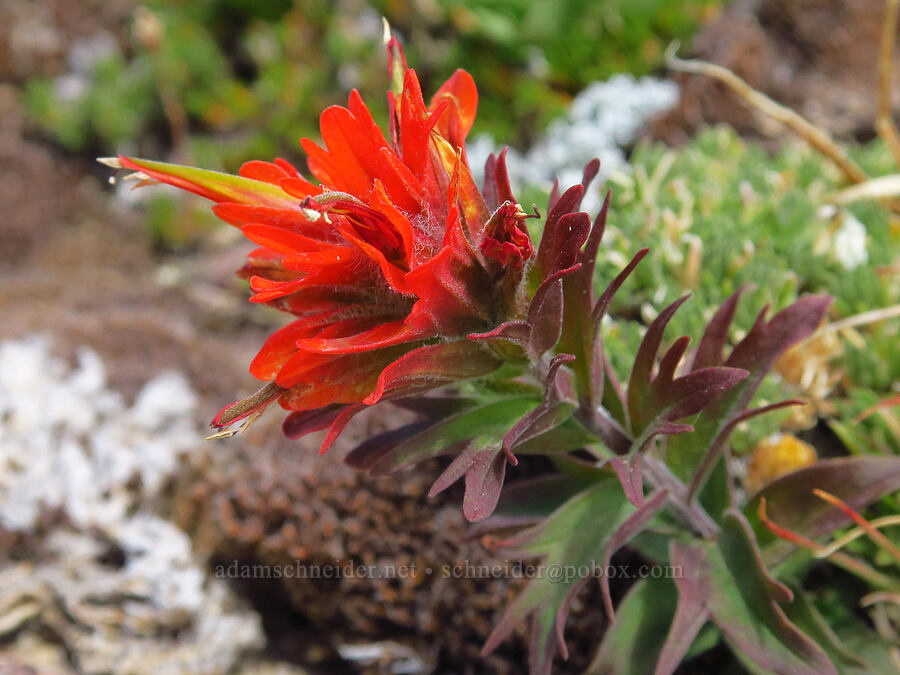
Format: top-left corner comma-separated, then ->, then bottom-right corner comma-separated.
117,40 -> 534,450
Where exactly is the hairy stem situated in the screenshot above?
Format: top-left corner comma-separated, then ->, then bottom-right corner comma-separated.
641,452 -> 719,538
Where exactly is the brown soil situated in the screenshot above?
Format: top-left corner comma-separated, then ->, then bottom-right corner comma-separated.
654,0 -> 900,145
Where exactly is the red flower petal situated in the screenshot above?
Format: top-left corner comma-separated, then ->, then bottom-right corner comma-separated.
241,224 -> 333,254
295,320 -> 428,355
250,319 -> 323,380
429,69 -> 478,148
239,159 -> 292,184
363,340 -> 501,405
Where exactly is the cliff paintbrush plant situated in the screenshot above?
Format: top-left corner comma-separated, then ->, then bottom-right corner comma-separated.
103,35 -> 900,675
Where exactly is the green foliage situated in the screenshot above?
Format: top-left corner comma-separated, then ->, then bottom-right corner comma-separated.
589,576 -> 678,674
25,0 -> 721,157
603,127 -> 897,337
584,128 -> 900,450
25,1 -> 345,158
392,0 -> 719,143
831,389 -> 900,456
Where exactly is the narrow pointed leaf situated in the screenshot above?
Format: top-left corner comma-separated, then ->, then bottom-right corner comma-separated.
463,445 -> 508,522
782,588 -> 869,671
534,185 -> 585,278
482,478 -> 636,675
687,399 -> 804,502
608,456 -> 644,507
745,456 -> 900,564
661,511 -> 836,675
504,354 -> 577,455
472,473 -> 596,535
507,417 -> 597,456
667,294 -> 832,485
690,285 -> 743,371
589,248 -> 649,413
600,489 -> 668,621
527,264 -> 581,357
345,419 -> 435,469
588,577 -> 678,675
367,395 -> 538,475
654,571 -> 710,675
428,436 -> 494,497
282,404 -> 344,439
558,192 -> 611,396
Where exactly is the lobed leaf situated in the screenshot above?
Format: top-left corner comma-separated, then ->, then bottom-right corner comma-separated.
482,478 -> 636,675
587,577 -> 678,675
657,511 -> 836,675
363,395 -> 538,475
625,295 -> 748,441
667,294 -> 832,490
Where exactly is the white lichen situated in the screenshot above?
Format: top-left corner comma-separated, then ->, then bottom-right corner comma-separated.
0,336 -> 278,674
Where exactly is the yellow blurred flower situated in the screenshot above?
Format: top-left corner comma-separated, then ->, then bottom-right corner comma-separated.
746,433 -> 817,494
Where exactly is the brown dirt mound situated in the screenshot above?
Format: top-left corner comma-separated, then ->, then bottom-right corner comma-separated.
654,0 -> 900,144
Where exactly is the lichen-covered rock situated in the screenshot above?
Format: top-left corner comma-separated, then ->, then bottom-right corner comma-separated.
0,336 -> 301,675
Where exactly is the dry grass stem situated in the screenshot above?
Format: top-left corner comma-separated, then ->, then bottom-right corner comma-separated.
665,43 -> 870,186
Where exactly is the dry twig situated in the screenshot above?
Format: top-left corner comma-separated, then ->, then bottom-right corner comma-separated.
665,42 -> 869,186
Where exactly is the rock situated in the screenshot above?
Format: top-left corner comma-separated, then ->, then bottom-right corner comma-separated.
0,336 -> 298,675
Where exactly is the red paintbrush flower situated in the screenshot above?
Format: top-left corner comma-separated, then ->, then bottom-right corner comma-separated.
110,38 -> 534,451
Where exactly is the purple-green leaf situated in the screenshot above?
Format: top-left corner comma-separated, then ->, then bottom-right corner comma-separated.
344,418 -> 436,469
746,455 -> 900,564
463,445 -> 508,522
428,438 -> 507,522
627,295 -> 691,423
557,191 -> 609,373
626,296 -> 748,438
282,404 -> 344,439
362,395 -> 538,475
781,588 -> 868,671
587,577 -> 678,675
667,294 -> 831,487
503,354 -> 578,457
482,478 -> 636,675
527,264 -> 581,357
589,248 -> 648,420
534,185 -> 586,279
471,473 -> 596,535
690,285 -> 743,371
624,293 -> 748,439
608,456 -> 644,507
654,572 -> 709,675
658,511 -> 836,675
600,489 -> 668,620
